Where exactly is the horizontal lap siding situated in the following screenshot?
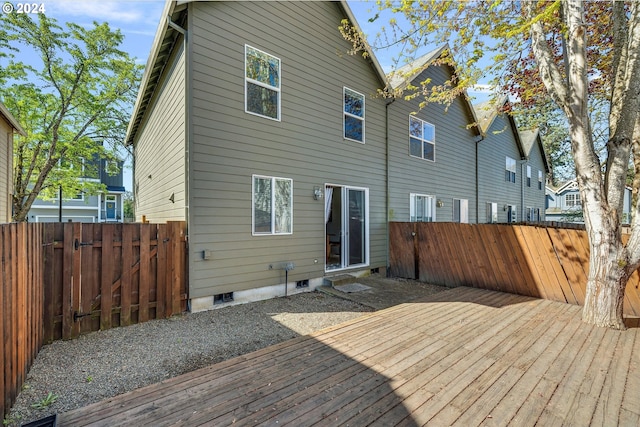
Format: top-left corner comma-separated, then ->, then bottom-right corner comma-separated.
188,1 -> 387,297
523,141 -> 547,219
477,115 -> 523,223
388,65 -> 478,223
134,43 -> 186,222
0,121 -> 11,222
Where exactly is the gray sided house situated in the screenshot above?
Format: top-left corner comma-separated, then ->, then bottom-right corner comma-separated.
546,179 -> 631,224
0,101 -> 26,223
27,158 -> 126,223
127,1 -> 389,310
386,47 -> 482,224
474,98 -> 549,224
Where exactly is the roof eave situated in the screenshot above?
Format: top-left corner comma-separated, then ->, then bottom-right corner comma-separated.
0,101 -> 27,136
125,0 -> 181,146
339,0 -> 388,88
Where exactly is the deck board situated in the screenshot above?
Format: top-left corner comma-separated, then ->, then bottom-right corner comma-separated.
57,287 -> 640,426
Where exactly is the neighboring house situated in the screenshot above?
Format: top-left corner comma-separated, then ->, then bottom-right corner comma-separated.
27,158 -> 126,223
546,179 -> 632,224
474,98 -> 549,223
127,1 -> 390,310
386,46 -> 481,224
0,101 -> 26,223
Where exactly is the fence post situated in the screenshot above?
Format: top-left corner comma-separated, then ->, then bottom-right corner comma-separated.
100,224 -> 114,330
169,221 -> 186,315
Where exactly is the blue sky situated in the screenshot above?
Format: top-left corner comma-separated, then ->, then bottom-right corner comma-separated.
9,1 -> 488,190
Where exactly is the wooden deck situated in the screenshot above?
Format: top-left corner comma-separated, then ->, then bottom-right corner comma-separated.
57,287 -> 640,426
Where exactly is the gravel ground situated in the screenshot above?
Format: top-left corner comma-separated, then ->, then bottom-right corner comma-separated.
6,292 -> 374,426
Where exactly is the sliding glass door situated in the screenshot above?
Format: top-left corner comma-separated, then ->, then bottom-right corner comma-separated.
325,185 -> 368,270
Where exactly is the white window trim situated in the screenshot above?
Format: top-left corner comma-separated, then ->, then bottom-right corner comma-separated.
409,193 -> 436,222
527,165 -> 532,187
506,157 -> 516,183
343,87 -> 365,144
244,44 -> 281,121
538,170 -> 544,190
453,198 -> 469,223
487,202 -> 498,223
252,174 -> 293,236
409,115 -> 436,162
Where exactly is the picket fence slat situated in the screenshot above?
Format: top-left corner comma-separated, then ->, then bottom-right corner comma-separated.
390,222 -> 640,317
1,221 -> 187,418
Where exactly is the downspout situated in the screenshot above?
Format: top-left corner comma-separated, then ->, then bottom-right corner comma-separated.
520,160 -> 526,221
168,12 -> 191,309
475,135 -> 484,224
385,97 -> 395,277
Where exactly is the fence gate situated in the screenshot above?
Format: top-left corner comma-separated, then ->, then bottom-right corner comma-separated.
42,222 -> 187,342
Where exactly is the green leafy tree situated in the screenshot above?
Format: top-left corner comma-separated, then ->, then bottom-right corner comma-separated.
344,0 -> 640,329
0,13 -> 141,221
123,191 -> 135,222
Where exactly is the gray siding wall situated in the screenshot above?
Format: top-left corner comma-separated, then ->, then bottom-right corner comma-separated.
522,140 -> 547,220
188,1 -> 388,297
0,120 -> 11,222
477,114 -> 524,223
478,116 -> 547,223
134,41 -> 186,222
387,65 -> 478,223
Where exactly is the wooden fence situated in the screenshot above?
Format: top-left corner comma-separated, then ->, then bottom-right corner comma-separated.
1,223 -> 44,419
1,221 -> 188,418
390,222 -> 640,317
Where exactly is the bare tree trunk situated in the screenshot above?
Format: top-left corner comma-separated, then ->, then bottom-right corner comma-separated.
581,229 -> 628,329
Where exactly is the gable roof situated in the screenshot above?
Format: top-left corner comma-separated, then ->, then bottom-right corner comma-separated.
125,0 -> 387,146
387,46 -> 481,136
519,128 -> 550,173
387,45 -> 448,91
0,100 -> 26,136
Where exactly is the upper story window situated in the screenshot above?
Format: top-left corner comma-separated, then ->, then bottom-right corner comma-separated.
566,193 -> 581,208
409,116 -> 435,161
538,170 -> 543,190
409,193 -> 436,222
344,88 -> 365,143
252,175 -> 292,235
505,157 -> 516,183
526,165 -> 531,187
245,45 -> 280,120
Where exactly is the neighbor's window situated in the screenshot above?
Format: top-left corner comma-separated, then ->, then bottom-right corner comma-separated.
245,45 -> 280,120
252,175 -> 292,235
505,157 -> 516,183
527,165 -> 531,187
453,198 -> 469,223
566,193 -> 581,208
409,116 -> 435,161
344,87 -> 365,142
409,193 -> 436,222
538,170 -> 543,190
487,202 -> 498,223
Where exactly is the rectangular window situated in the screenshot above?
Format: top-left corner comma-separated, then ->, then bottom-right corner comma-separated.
566,193 -> 581,207
344,87 -> 365,142
409,116 -> 435,161
409,193 -> 436,222
527,166 -> 531,187
245,45 -> 280,120
508,205 -> 517,223
538,170 -> 543,190
487,202 -> 498,223
505,157 -> 516,183
252,175 -> 292,235
453,199 -> 469,223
